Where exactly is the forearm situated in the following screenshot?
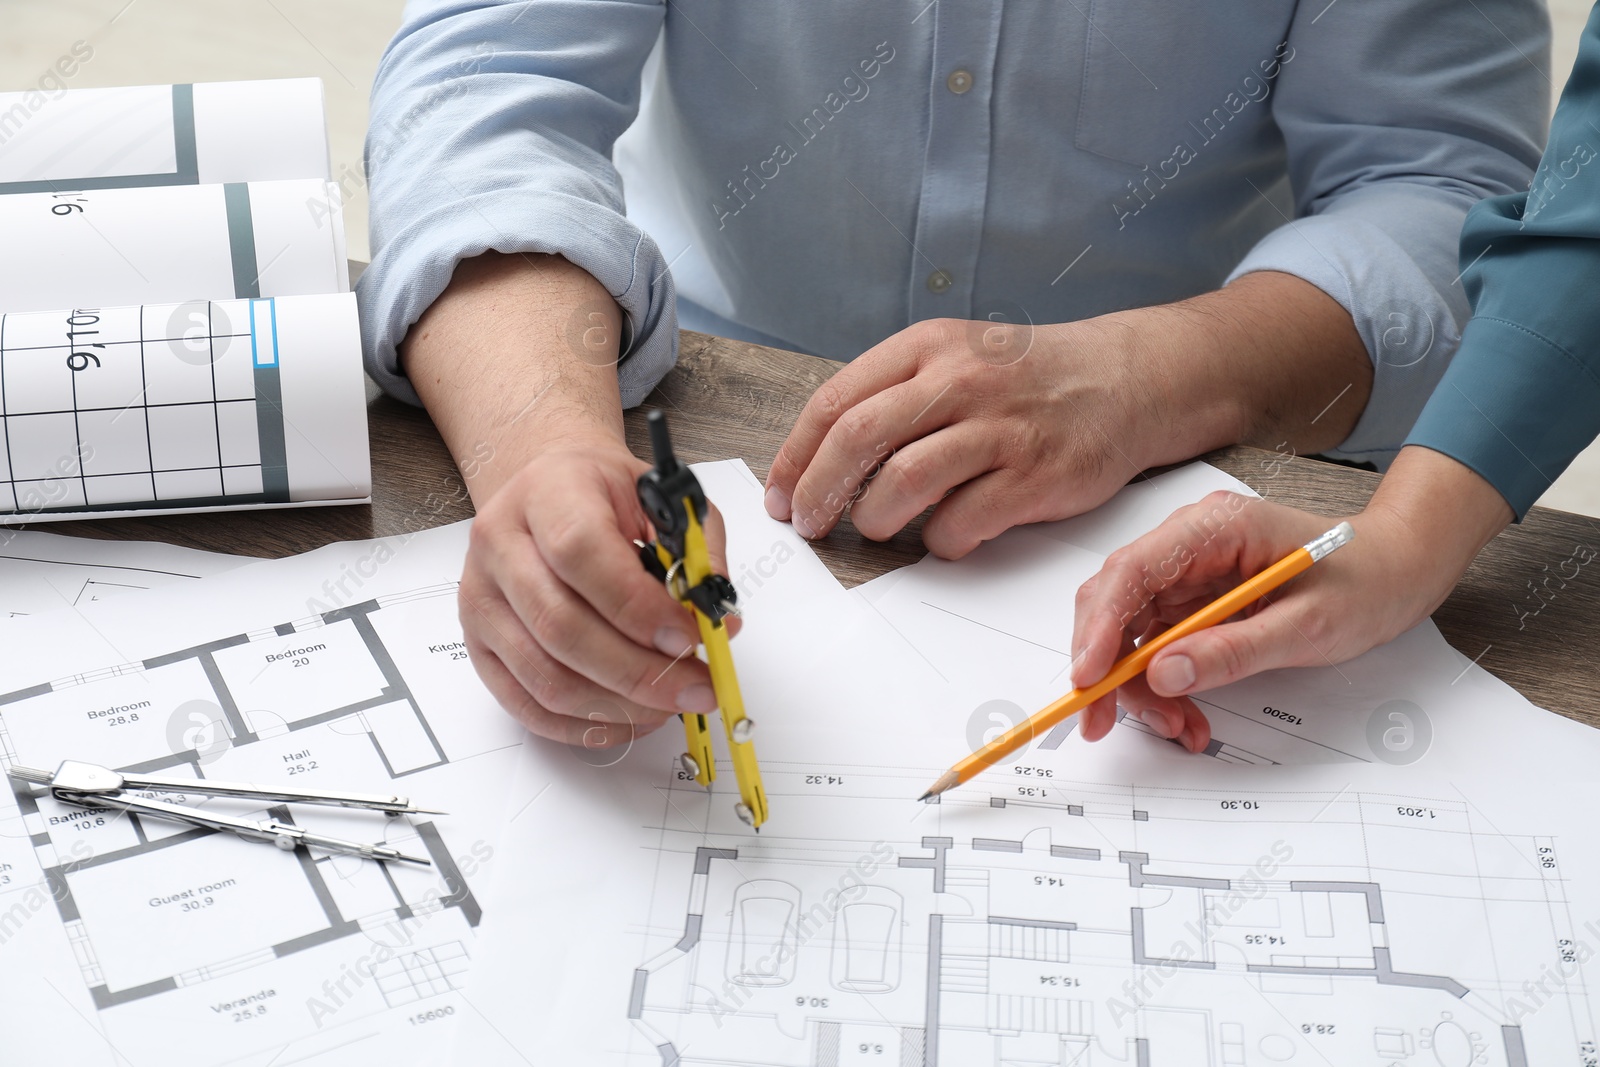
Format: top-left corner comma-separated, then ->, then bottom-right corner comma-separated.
403,252 -> 628,502
1108,270 -> 1372,466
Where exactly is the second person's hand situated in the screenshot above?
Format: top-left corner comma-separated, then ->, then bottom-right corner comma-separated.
1068,447 -> 1515,751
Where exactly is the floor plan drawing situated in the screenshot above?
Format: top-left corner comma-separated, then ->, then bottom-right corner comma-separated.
1,588 -> 476,1005
625,762 -> 1596,1067
430,462 -> 1600,1066
0,531 -> 525,1067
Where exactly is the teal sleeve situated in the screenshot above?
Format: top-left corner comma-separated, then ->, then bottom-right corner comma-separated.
1405,2 -> 1600,518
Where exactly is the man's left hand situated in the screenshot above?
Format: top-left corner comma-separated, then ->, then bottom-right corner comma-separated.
763,273 -> 1371,559
763,317 -> 1159,558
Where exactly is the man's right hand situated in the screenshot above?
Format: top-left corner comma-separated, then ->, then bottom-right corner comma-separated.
402,251 -> 734,749
459,435 -> 731,747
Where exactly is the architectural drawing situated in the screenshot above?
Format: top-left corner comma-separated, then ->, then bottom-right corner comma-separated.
628,762 -> 1593,1066
0,580 -> 510,1062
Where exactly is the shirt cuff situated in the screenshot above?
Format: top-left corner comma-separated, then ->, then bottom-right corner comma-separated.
1224,201 -> 1470,468
1405,315 -> 1600,519
355,187 -> 677,409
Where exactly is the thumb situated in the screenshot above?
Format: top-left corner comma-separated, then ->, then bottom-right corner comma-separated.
1145,599 -> 1323,696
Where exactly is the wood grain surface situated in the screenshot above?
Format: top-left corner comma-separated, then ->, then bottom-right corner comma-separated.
32,330 -> 1600,726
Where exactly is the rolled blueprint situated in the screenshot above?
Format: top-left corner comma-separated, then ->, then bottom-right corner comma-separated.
0,179 -> 349,314
0,293 -> 370,520
0,79 -> 331,190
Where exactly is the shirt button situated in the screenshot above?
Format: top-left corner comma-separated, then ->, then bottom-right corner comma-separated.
946,69 -> 973,94
926,270 -> 953,293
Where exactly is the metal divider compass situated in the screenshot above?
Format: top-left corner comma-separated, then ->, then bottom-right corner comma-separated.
8,760 -> 437,864
634,410 -> 769,830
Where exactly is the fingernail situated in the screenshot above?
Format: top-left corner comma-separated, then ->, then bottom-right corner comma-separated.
791,511 -> 817,540
1178,726 -> 1195,751
1150,654 -> 1196,694
654,627 -> 696,658
1137,709 -> 1173,738
676,684 -> 717,712
764,485 -> 791,520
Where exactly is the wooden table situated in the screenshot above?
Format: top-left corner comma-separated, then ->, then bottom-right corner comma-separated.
47,331 -> 1600,726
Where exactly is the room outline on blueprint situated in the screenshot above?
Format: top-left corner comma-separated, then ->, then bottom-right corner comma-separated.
626,760 -> 1594,1067
0,580 -> 505,1058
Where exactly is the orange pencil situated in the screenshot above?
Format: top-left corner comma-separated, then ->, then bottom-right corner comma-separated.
917,522 -> 1355,800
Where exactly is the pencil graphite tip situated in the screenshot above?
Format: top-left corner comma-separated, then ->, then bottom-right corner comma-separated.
915,791 -> 932,803
917,771 -> 960,802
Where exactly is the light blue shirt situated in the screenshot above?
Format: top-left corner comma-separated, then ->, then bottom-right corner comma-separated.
360,0 -> 1548,465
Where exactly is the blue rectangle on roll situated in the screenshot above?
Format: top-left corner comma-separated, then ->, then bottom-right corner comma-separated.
250,298 -> 279,368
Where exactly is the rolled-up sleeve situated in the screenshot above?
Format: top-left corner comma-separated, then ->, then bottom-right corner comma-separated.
1224,0 -> 1548,466
1406,3 -> 1600,519
357,0 -> 673,407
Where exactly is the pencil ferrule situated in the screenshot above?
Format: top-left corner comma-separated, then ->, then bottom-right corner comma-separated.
1303,521 -> 1355,563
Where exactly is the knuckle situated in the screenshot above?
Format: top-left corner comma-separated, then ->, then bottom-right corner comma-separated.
1211,631 -> 1253,684
536,668 -> 585,717
456,589 -> 500,642
765,450 -> 797,487
541,515 -> 590,575
916,317 -> 962,352
882,449 -> 932,502
467,509 -> 504,555
1202,490 -> 1251,526
835,405 -> 878,447
456,582 -> 481,622
1290,605 -> 1331,649
524,592 -> 575,654
810,378 -> 852,427
927,515 -> 978,560
1102,545 -> 1141,579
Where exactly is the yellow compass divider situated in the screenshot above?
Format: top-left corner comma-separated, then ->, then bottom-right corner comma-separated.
657,507 -> 768,829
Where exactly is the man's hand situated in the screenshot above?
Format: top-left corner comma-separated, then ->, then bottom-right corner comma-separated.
764,272 -> 1373,559
1068,447 -> 1513,751
404,252 -> 736,747
764,316 -> 1163,558
460,434 -> 735,746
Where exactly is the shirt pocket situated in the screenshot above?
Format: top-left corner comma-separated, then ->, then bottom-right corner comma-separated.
1074,1 -> 1293,167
